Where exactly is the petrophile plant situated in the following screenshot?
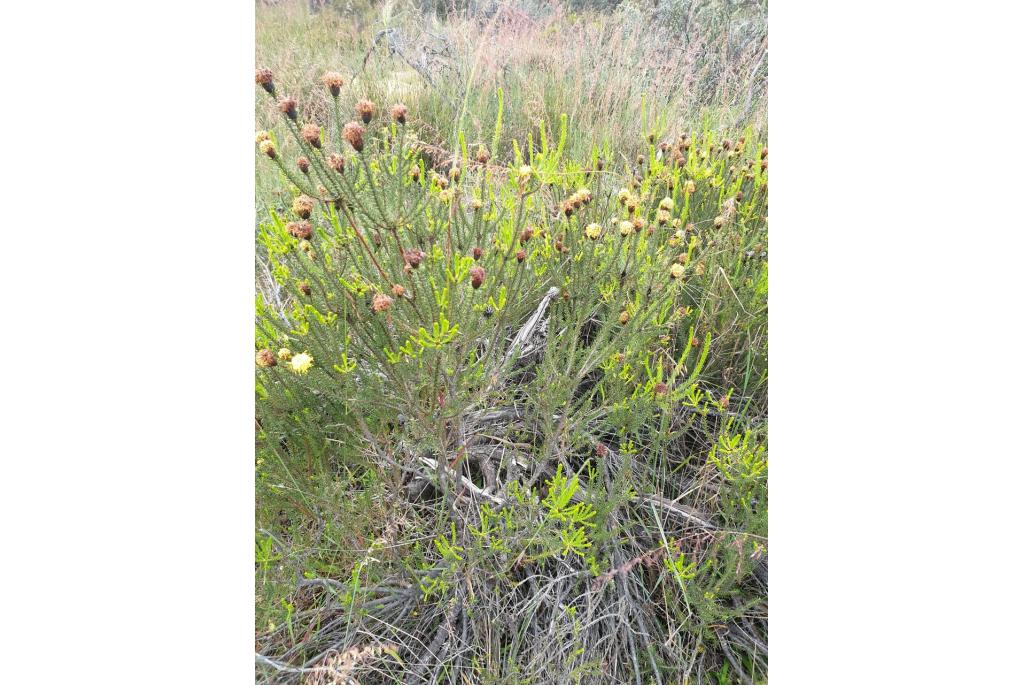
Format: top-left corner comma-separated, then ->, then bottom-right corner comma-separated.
254,68 -> 768,685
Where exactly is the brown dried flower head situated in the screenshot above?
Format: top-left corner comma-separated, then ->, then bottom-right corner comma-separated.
475,144 -> 490,164
287,221 -> 313,240
448,166 -> 461,183
519,227 -> 534,244
255,348 -> 276,368
299,281 -> 312,296
342,121 -> 365,152
653,382 -> 669,396
389,103 -> 408,124
516,249 -> 526,263
255,68 -> 274,93
472,246 -> 483,261
409,165 -> 420,181
278,96 -> 298,120
328,153 -> 345,173
322,71 -> 344,96
371,292 -> 393,313
469,265 -> 485,289
391,284 -> 406,298
403,248 -> 425,268
296,156 -> 310,174
292,195 -> 315,219
619,310 -> 630,325
301,123 -> 321,148
355,99 -> 375,124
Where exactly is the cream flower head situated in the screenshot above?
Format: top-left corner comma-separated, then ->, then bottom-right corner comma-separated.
670,263 -> 685,280
584,223 -> 602,240
290,351 -> 314,374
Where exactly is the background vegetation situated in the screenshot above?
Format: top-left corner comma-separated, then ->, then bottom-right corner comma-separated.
255,1 -> 767,683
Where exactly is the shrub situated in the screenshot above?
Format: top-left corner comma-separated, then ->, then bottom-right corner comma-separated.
255,69 -> 767,684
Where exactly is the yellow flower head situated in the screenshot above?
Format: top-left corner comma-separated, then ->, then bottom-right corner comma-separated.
617,188 -> 631,204
277,348 -> 292,362
255,130 -> 271,144
518,165 -> 532,181
584,223 -> 602,240
670,263 -> 685,280
659,197 -> 674,211
619,220 -> 634,237
290,351 -> 314,374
